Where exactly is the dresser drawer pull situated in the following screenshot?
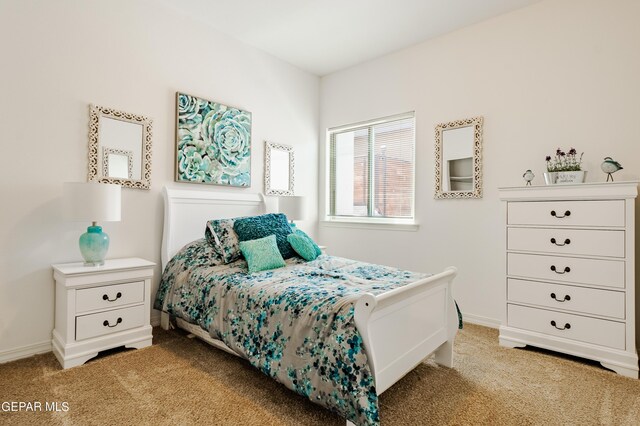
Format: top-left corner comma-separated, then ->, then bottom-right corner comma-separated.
550,238 -> 571,246
550,292 -> 571,302
103,318 -> 123,328
102,292 -> 122,302
550,210 -> 571,218
550,265 -> 571,274
550,320 -> 571,330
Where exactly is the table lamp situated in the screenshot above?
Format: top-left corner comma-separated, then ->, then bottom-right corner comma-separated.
278,196 -> 306,226
63,182 -> 121,266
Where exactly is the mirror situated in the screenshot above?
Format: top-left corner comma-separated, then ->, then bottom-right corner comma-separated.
435,116 -> 483,199
88,105 -> 152,189
264,141 -> 294,195
103,147 -> 133,179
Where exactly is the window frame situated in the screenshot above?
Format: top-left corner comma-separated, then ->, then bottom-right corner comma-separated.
324,112 -> 417,229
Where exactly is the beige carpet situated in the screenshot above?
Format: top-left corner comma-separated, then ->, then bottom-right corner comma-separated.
1,324 -> 639,425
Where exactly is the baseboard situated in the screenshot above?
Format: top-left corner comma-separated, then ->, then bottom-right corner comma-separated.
0,340 -> 52,364
150,310 -> 161,327
462,313 -> 501,329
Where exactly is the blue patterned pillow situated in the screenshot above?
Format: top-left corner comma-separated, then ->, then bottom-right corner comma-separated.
239,235 -> 286,273
287,233 -> 319,261
293,229 -> 322,257
205,218 -> 243,264
233,213 -> 295,259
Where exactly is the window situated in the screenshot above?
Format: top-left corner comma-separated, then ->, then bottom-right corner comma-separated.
328,113 -> 415,224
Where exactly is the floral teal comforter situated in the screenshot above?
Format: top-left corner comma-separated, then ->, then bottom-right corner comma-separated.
154,239 -> 429,425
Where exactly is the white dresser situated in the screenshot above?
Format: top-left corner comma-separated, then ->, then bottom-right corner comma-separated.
499,182 -> 638,378
52,258 -> 155,369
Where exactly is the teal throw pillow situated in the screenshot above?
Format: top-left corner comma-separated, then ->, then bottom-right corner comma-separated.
295,229 -> 322,257
287,233 -> 319,261
239,234 -> 286,273
234,213 -> 295,259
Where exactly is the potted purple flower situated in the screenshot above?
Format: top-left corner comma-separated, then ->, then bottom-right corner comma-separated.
544,148 -> 586,184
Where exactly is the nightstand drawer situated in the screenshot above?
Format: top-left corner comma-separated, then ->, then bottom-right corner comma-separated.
507,278 -> 625,319
508,304 -> 625,350
76,305 -> 145,341
76,281 -> 144,313
507,228 -> 624,258
507,200 -> 624,227
507,253 -> 625,289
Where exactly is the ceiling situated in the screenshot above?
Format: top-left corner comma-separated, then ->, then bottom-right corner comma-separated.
159,0 -> 542,76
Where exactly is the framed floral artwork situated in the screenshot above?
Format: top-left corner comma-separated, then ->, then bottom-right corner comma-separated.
175,92 -> 251,186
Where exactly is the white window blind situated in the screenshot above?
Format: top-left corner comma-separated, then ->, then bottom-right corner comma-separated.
329,113 -> 415,220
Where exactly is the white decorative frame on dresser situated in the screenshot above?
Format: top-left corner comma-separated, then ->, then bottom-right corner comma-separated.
159,186 -> 459,420
499,182 -> 638,378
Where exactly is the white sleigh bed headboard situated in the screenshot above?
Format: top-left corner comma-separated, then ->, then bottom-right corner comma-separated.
161,187 -> 267,269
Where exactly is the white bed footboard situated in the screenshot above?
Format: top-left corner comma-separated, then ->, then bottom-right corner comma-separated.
354,267 -> 458,394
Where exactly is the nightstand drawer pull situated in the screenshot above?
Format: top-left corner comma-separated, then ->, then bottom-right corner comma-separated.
102,292 -> 122,302
550,210 -> 571,218
76,281 -> 144,313
550,265 -> 570,274
76,305 -> 145,341
103,318 -> 123,328
550,292 -> 571,302
550,320 -> 571,330
550,238 -> 571,246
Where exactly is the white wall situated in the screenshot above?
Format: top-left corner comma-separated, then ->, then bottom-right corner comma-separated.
0,0 -> 319,358
319,0 -> 640,326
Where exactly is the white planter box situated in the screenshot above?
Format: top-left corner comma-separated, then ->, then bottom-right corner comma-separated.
544,171 -> 587,185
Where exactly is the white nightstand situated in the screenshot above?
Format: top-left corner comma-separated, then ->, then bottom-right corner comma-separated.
318,245 -> 327,255
52,257 -> 155,369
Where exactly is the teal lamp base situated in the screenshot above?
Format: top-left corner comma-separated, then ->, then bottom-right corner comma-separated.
79,224 -> 109,266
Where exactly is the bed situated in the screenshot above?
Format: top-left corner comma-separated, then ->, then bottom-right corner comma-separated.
158,187 -> 459,425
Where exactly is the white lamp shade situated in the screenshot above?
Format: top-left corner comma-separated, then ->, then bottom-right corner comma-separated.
278,196 -> 306,221
64,182 -> 121,223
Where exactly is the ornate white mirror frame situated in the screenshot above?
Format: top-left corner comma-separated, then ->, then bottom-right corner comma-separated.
434,116 -> 483,199
102,147 -> 133,179
88,104 -> 153,190
264,141 -> 294,196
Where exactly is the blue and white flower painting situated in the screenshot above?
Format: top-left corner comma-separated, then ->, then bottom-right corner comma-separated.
176,92 -> 251,186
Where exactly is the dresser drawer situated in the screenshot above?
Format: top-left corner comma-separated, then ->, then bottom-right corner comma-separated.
75,305 -> 145,341
76,281 -> 144,313
508,200 -> 624,227
507,279 -> 625,319
507,253 -> 625,289
508,304 -> 625,349
507,228 -> 624,258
